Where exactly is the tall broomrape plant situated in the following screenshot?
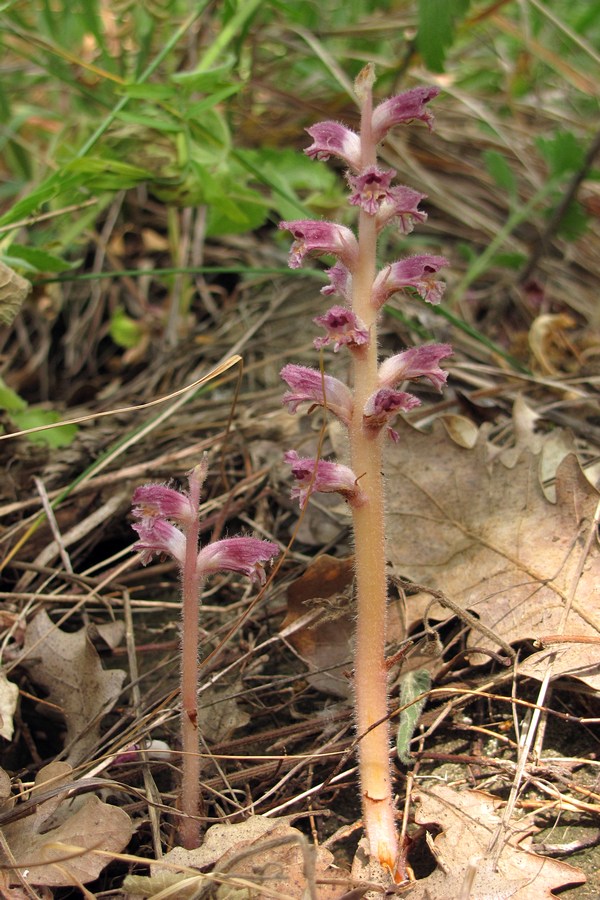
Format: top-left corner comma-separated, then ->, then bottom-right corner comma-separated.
131,459 -> 278,849
280,65 -> 452,881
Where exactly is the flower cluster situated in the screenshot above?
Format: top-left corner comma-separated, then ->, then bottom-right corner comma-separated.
131,461 -> 278,585
280,76 -> 452,502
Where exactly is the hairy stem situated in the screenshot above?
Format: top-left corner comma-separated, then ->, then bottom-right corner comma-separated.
179,473 -> 203,849
350,82 -> 403,879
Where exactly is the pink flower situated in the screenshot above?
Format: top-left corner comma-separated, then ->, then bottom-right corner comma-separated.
305,121 -> 362,170
348,166 -> 395,215
371,86 -> 440,143
313,305 -> 369,353
279,220 -> 358,271
371,255 -> 448,308
283,450 -> 366,508
281,364 -> 353,426
378,344 -> 453,392
321,263 -> 352,301
131,483 -> 196,527
196,537 -> 278,585
132,516 -> 186,567
363,388 -> 421,441
375,185 -> 428,234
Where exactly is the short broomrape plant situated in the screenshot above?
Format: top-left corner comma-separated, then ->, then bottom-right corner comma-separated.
279,64 -> 451,882
130,459 -> 279,850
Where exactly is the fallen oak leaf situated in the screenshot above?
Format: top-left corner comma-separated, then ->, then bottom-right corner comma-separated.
386,419 -> 600,688
406,784 -> 585,899
0,761 -> 132,887
18,609 -> 126,764
281,555 -> 355,698
140,815 -> 351,899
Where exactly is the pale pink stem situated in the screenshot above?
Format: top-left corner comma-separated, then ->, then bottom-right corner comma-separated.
350,75 -> 403,879
179,471 -> 203,850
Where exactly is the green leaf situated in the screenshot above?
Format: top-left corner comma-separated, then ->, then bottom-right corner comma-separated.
12,408 -> 78,447
114,110 -> 182,133
396,669 -> 431,765
554,199 -> 588,240
0,376 -> 27,414
482,150 -> 517,197
5,244 -> 74,274
417,0 -> 471,72
0,170 -> 84,229
109,308 -> 144,349
536,131 -> 585,177
491,252 -> 527,270
65,157 -> 152,191
170,55 -> 236,91
120,83 -> 178,101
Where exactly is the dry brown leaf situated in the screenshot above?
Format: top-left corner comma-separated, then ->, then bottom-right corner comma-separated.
0,761 -> 132,887
0,261 -> 30,326
0,672 -> 19,741
146,816 -> 350,899
282,555 -> 445,697
19,609 -> 127,763
406,784 -> 585,898
281,555 -> 355,697
197,678 -> 250,743
386,420 -> 600,688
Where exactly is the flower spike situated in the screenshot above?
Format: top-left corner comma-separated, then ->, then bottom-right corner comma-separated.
279,220 -> 358,271
279,67 -> 450,882
284,450 -> 366,509
281,364 -> 353,426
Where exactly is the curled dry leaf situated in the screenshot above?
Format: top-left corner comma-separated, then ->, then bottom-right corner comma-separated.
386,419 -> 600,688
130,815 -> 351,899
0,260 -> 31,326
0,671 -> 19,741
0,761 -> 132,887
282,555 -> 444,698
281,554 -> 355,697
406,784 -> 585,899
19,609 -> 127,764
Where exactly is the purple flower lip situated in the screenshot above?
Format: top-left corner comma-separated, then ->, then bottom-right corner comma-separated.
131,483 -> 196,526
371,86 -> 440,143
132,517 -> 186,567
283,450 -> 366,509
321,263 -> 352,301
279,220 -> 359,271
371,255 -> 448,308
348,166 -> 396,216
196,537 -> 279,585
363,388 -> 421,441
305,121 -> 362,170
280,363 -> 353,426
375,185 -> 428,234
378,344 -> 453,392
313,305 -> 369,353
